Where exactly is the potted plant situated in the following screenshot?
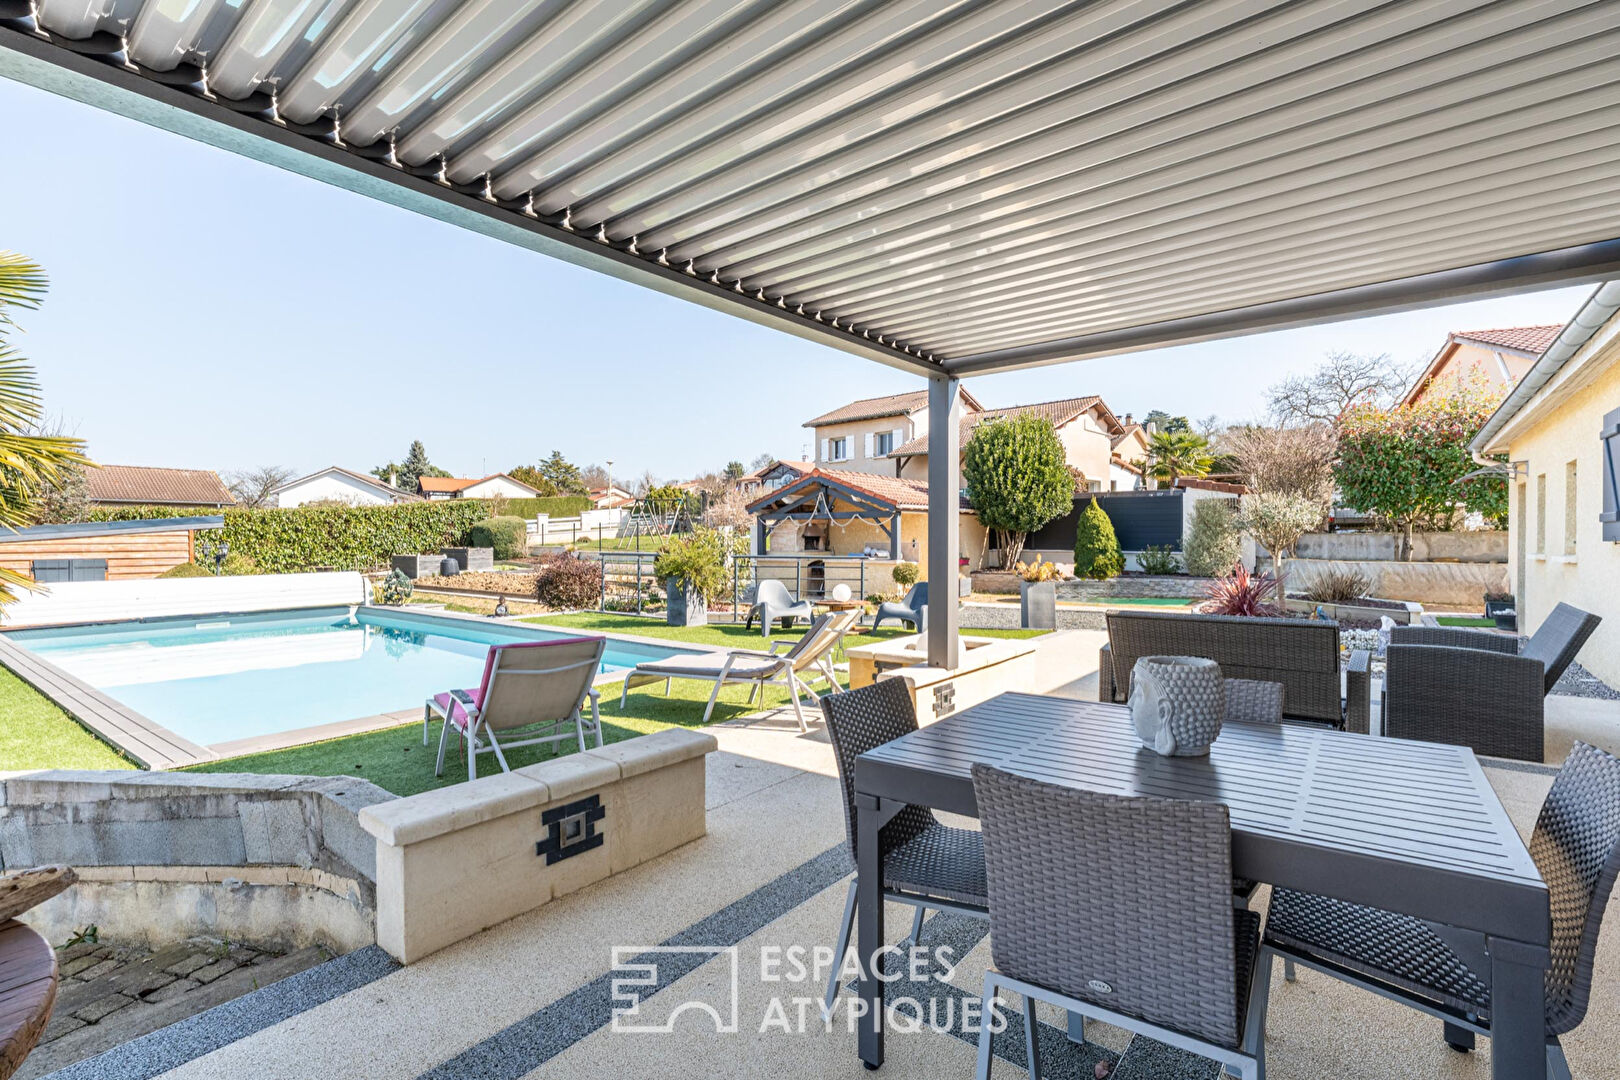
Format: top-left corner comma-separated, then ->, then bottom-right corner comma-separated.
653,528 -> 731,627
1017,559 -> 1062,630
1484,591 -> 1515,619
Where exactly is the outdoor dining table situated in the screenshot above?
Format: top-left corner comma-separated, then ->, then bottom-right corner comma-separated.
852,692 -> 1551,1079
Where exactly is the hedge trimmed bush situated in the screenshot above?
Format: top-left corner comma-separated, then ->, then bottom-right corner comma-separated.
159,553 -> 258,577
537,553 -> 601,609
487,496 -> 593,519
1072,498 -> 1123,580
99,502 -> 485,573
468,516 -> 529,559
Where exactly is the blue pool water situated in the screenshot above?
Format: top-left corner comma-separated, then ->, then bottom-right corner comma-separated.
8,607 -> 689,747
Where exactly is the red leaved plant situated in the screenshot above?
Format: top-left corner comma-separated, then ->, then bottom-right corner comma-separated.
1201,563 -> 1282,617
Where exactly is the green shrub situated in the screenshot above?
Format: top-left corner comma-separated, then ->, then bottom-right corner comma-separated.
537,553 -> 601,609
468,516 -> 529,559
159,553 -> 258,577
891,561 -> 920,587
187,501 -> 485,573
1072,498 -> 1123,580
1183,500 -> 1243,578
377,568 -> 414,605
653,527 -> 732,601
482,495 -> 592,520
1136,544 -> 1181,576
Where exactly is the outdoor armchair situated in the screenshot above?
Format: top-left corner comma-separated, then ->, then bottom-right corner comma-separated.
425,636 -> 605,783
871,581 -> 928,632
1262,740 -> 1620,1080
1100,610 -> 1371,731
743,579 -> 815,637
619,610 -> 855,731
971,764 -> 1271,1080
1382,602 -> 1601,762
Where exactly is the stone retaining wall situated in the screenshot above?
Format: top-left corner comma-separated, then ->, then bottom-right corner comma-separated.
1286,559 -> 1508,608
0,771 -> 392,953
1293,531 -> 1507,563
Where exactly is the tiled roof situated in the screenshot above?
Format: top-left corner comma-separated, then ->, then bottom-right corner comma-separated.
890,396 -> 1113,457
746,465 -> 967,513
1175,477 -> 1250,494
85,464 -> 235,506
1111,423 -> 1147,450
802,387 -> 984,428
418,476 -> 477,493
273,465 -> 421,500
1452,324 -> 1563,354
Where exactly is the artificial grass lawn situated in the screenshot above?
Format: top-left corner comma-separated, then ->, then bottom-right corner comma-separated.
1435,615 -> 1496,628
182,618 -> 1048,798
0,666 -> 134,772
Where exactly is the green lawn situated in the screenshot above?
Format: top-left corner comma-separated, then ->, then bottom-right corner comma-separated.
1435,615 -> 1496,628
0,666 -> 134,772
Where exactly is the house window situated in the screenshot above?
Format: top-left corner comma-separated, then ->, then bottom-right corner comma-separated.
31,558 -> 106,583
1535,473 -> 1546,554
1603,406 -> 1620,542
827,437 -> 848,462
1564,460 -> 1578,556
873,431 -> 895,456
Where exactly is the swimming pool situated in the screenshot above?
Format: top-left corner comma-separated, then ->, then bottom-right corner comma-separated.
7,607 -> 691,749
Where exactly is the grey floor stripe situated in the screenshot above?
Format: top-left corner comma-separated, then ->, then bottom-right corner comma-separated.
1482,756 -> 1560,777
417,844 -> 854,1080
40,945 -> 400,1080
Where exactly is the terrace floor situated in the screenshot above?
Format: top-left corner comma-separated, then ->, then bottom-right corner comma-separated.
38,630 -> 1620,1080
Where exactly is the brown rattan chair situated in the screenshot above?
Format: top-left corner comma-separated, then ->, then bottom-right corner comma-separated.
1263,740 -> 1620,1080
971,764 -> 1271,1079
818,679 -> 987,1017
1100,610 -> 1371,732
1382,602 -> 1601,762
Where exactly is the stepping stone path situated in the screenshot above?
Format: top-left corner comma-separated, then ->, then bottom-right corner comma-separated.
17,938 -> 329,1079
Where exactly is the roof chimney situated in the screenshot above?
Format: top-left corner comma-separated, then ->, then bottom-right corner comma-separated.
388,467 -> 397,489
1123,413 -> 1133,426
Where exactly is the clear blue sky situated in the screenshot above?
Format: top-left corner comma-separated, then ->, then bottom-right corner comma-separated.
0,76 -> 1596,484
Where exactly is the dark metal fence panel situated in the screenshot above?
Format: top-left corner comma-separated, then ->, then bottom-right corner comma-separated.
1024,490 -> 1185,552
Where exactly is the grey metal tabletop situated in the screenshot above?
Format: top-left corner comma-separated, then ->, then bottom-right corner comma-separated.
854,692 -> 1548,942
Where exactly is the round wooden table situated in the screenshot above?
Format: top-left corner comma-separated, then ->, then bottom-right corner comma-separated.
0,920 -> 58,1080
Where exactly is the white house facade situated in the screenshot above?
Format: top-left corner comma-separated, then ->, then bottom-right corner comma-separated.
272,466 -> 418,508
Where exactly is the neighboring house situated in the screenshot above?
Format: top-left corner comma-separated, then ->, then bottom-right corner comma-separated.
1470,284 -> 1618,686
746,466 -> 988,590
803,388 -> 985,476
0,516 -> 222,582
889,396 -> 1130,492
417,474 -> 542,500
1110,416 -> 1152,491
85,465 -> 235,508
1402,324 -> 1563,407
271,466 -> 421,508
588,485 -> 635,509
736,460 -> 809,496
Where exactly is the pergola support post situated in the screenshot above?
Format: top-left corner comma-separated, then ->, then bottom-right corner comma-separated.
926,375 -> 961,670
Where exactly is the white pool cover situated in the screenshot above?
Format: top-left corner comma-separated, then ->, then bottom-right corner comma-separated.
2,0 -> 1618,375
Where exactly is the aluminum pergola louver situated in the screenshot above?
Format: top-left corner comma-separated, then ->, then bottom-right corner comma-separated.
5,0 -> 1620,672
3,0 -> 1619,379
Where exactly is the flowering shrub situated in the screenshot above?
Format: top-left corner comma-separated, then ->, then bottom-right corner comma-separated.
1201,563 -> 1281,617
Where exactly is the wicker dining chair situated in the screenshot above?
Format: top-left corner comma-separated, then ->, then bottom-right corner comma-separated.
1262,740 -> 1620,1080
1382,603 -> 1601,762
971,764 -> 1272,1080
818,679 -> 988,1017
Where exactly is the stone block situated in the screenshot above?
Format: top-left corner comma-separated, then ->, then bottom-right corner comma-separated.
517,750 -> 618,804
583,727 -> 716,780
604,756 -> 707,875
359,770 -> 547,847
239,800 -> 314,866
17,818 -> 246,868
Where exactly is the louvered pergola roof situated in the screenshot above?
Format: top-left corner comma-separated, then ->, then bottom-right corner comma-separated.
3,0 -> 1618,380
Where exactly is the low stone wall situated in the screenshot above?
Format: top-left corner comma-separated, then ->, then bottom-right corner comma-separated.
847,634 -> 1040,724
358,727 -> 715,964
0,771 -> 391,953
1294,531 -> 1507,563
1286,559 -> 1508,608
1056,575 -> 1209,600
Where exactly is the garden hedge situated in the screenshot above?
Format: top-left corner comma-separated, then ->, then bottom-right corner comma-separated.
90,502 -> 486,572
490,496 -> 593,519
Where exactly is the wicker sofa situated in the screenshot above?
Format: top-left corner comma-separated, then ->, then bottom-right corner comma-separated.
1381,602 -> 1601,762
1100,610 -> 1371,731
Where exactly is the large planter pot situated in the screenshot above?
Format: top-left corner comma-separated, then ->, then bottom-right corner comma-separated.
389,553 -> 438,579
441,547 -> 494,573
1484,597 -> 1515,619
1019,580 -> 1057,630
1129,655 -> 1224,756
665,577 -> 708,627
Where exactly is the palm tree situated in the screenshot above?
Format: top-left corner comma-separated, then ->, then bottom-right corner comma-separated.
1145,429 -> 1213,488
0,251 -> 92,603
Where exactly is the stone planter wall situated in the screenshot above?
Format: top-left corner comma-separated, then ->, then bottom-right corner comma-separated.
1285,559 -> 1508,608
389,554 -> 439,579
1,772 -> 391,953
440,547 -> 494,572
1056,576 -> 1211,600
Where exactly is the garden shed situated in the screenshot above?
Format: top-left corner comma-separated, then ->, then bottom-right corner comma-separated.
0,516 -> 221,582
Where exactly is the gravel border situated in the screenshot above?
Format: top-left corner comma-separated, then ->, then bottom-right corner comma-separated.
1551,661 -> 1620,701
